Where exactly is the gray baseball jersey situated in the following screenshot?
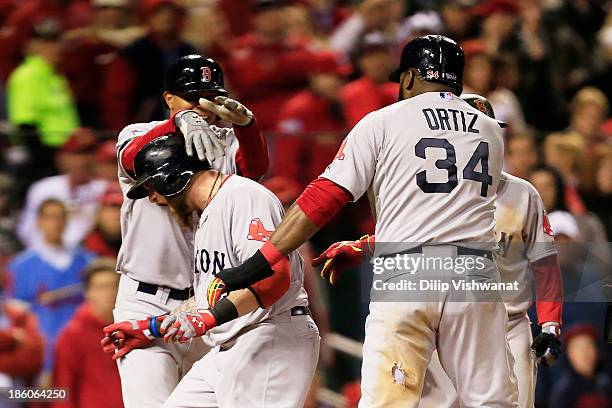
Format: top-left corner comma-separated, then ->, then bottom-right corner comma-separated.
321,92 -> 504,250
192,175 -> 309,347
495,172 -> 557,315
116,121 -> 239,289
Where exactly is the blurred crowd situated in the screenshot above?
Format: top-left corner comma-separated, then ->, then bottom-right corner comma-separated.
0,0 -> 609,407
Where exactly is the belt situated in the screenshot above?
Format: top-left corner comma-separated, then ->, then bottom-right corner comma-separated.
398,245 -> 493,261
290,306 -> 311,316
136,281 -> 192,301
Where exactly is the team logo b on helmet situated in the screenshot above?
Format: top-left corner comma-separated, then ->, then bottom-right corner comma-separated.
201,67 -> 212,83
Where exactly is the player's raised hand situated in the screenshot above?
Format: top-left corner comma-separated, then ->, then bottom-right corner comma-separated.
161,310 -> 216,344
175,110 -> 226,163
199,96 -> 254,127
312,235 -> 374,285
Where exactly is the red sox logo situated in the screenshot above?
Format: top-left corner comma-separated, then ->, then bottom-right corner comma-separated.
248,218 -> 274,242
475,99 -> 488,114
201,67 -> 212,83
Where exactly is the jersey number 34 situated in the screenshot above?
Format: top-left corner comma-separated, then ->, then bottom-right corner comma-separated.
415,138 -> 492,197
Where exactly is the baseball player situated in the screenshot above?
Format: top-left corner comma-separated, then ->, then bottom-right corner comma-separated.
315,95 -> 564,408
105,135 -> 319,407
203,35 -> 519,407
105,55 -> 269,407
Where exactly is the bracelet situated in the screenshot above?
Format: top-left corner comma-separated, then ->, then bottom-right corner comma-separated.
149,316 -> 161,338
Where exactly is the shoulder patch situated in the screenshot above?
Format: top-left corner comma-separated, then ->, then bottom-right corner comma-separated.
247,218 -> 274,242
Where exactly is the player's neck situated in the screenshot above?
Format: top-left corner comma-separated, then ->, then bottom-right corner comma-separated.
186,170 -> 226,211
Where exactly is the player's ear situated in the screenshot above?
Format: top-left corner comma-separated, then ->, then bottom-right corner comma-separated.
404,70 -> 415,92
163,92 -> 173,108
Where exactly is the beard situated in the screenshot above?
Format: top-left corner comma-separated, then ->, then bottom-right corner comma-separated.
167,192 -> 196,229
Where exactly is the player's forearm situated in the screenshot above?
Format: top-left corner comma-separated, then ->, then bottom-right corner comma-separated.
233,118 -> 269,180
532,254 -> 563,326
270,177 -> 353,255
270,203 -> 320,255
227,289 -> 261,317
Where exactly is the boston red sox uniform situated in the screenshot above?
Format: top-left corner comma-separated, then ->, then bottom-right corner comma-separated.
320,92 -> 518,407
162,175 -> 320,408
420,171 -> 557,408
113,121 -> 239,408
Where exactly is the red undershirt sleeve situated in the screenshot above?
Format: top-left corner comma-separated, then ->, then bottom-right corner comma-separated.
296,177 -> 353,228
233,118 -> 269,180
532,254 -> 563,325
120,112 -> 180,174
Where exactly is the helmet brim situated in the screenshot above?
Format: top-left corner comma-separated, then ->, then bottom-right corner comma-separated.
126,175 -> 153,200
389,68 -> 403,83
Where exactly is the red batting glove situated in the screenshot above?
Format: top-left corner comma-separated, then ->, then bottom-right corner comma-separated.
101,316 -> 166,360
162,310 -> 217,344
312,235 -> 374,284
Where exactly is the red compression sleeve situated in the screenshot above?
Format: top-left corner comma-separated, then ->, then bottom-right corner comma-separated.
250,255 -> 291,308
233,118 -> 269,180
120,113 -> 180,173
296,178 -> 353,228
532,254 -> 563,325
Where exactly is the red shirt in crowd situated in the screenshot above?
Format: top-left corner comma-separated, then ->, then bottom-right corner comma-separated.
52,303 -> 123,408
275,90 -> 346,188
227,34 -> 324,131
0,300 -> 43,381
340,77 -> 398,128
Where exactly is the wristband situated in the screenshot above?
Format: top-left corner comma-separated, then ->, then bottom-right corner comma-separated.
216,250 -> 275,292
209,297 -> 239,326
148,316 -> 161,338
541,322 -> 561,336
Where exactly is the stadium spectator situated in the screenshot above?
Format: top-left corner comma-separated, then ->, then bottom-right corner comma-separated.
0,0 -> 91,83
274,56 -> 347,187
488,53 -> 527,135
17,129 -> 108,249
329,0 -> 399,57
0,174 -> 21,269
227,0 -> 348,131
61,0 -> 142,129
543,132 -> 587,214
104,0 -> 195,129
584,151 -> 612,239
568,87 -> 609,150
83,190 -> 122,259
340,33 -> 397,128
52,258 -> 122,408
439,0 -> 478,43
503,133 -> 538,179
550,324 -> 612,408
0,292 -> 44,397
6,20 -> 80,175
7,199 -> 93,378
95,140 -> 119,184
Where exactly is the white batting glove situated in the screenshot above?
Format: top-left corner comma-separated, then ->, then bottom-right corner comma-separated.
174,110 -> 226,163
160,310 -> 215,344
199,96 -> 254,127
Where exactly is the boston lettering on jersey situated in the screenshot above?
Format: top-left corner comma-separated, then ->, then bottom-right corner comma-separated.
422,108 -> 479,134
194,248 -> 227,275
